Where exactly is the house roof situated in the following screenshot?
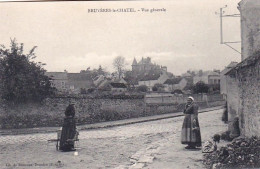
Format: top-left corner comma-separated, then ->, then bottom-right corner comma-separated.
225,52 -> 260,76
132,58 -> 137,65
227,62 -> 238,68
110,82 -> 127,88
197,71 -> 219,77
164,78 -> 183,85
139,73 -> 161,81
138,57 -> 152,65
182,72 -> 192,77
45,72 -> 68,80
113,78 -> 127,83
221,62 -> 238,75
68,73 -> 92,81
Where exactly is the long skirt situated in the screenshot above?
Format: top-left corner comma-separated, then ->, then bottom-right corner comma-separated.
59,118 -> 76,151
181,114 -> 202,147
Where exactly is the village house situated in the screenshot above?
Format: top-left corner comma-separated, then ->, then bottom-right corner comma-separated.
94,75 -> 128,92
193,70 -> 220,85
45,71 -> 93,94
131,57 -> 167,74
45,72 -> 69,92
110,83 -> 127,92
67,73 -> 93,93
163,77 -> 188,92
224,0 -> 260,137
138,71 -> 169,91
220,62 -> 238,99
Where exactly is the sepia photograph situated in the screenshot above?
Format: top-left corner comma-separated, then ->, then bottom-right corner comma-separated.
0,0 -> 259,169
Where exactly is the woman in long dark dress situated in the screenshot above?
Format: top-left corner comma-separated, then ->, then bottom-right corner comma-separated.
59,103 -> 77,151
181,96 -> 202,149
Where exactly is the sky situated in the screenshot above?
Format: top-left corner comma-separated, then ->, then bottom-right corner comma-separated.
0,0 -> 241,75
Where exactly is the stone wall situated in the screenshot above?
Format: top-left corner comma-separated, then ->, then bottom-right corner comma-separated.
239,0 -> 260,60
226,75 -> 240,131
0,94 -> 224,129
236,60 -> 260,137
0,97 -> 145,129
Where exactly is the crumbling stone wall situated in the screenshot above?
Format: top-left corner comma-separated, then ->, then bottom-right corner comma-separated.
239,0 -> 260,60
0,95 -> 224,129
0,97 -> 145,129
237,60 -> 260,137
226,75 -> 240,131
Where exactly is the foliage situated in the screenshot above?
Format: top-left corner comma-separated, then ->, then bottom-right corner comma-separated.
80,88 -> 87,94
136,85 -> 148,92
124,70 -> 138,87
80,65 -> 109,79
208,84 -> 220,94
0,39 -> 55,103
193,81 -> 209,94
113,56 -> 126,79
171,89 -> 183,94
152,83 -> 164,92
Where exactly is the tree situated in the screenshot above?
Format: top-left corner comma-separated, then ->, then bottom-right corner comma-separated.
193,81 -> 209,94
137,85 -> 148,93
0,39 -> 55,103
80,65 -> 109,79
152,83 -> 165,92
113,56 -> 126,79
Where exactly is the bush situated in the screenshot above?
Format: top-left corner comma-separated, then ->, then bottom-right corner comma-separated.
137,85 -> 148,92
152,83 -> 164,92
0,39 -> 55,103
220,131 -> 232,141
80,88 -> 87,94
193,81 -> 209,94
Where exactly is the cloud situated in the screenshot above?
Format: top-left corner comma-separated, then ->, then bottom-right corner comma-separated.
44,52 -> 120,73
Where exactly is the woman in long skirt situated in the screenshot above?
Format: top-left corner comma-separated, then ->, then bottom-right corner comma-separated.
59,103 -> 77,151
181,96 -> 202,149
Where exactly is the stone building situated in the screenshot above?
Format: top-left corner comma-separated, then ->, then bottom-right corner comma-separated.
131,57 -> 167,74
163,77 -> 189,92
193,70 -> 220,85
220,62 -> 238,98
45,72 -> 69,92
138,72 -> 169,91
46,71 -> 93,94
224,0 -> 260,137
239,0 -> 260,61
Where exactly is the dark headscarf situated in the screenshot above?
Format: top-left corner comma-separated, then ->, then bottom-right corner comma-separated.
65,104 -> 75,117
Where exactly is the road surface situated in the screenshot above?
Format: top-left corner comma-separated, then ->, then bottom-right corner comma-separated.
0,109 -> 226,169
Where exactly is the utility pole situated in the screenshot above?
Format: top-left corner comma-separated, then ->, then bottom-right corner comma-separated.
217,5 -> 227,44
216,5 -> 241,54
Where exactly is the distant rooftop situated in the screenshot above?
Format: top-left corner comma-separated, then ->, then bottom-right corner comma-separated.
45,72 -> 68,80
164,78 -> 182,85
110,82 -> 127,88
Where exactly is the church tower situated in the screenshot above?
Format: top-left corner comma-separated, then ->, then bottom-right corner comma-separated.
132,58 -> 138,72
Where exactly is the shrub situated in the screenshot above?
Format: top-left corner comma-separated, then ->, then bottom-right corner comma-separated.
136,85 -> 148,92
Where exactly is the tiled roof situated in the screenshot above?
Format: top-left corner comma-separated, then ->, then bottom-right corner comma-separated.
225,52 -> 260,76
45,72 -> 68,80
110,82 -> 127,88
132,58 -> 137,65
139,73 -> 161,81
205,71 -> 220,76
227,62 -> 238,68
138,57 -> 152,65
164,78 -> 182,85
67,73 -> 92,81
